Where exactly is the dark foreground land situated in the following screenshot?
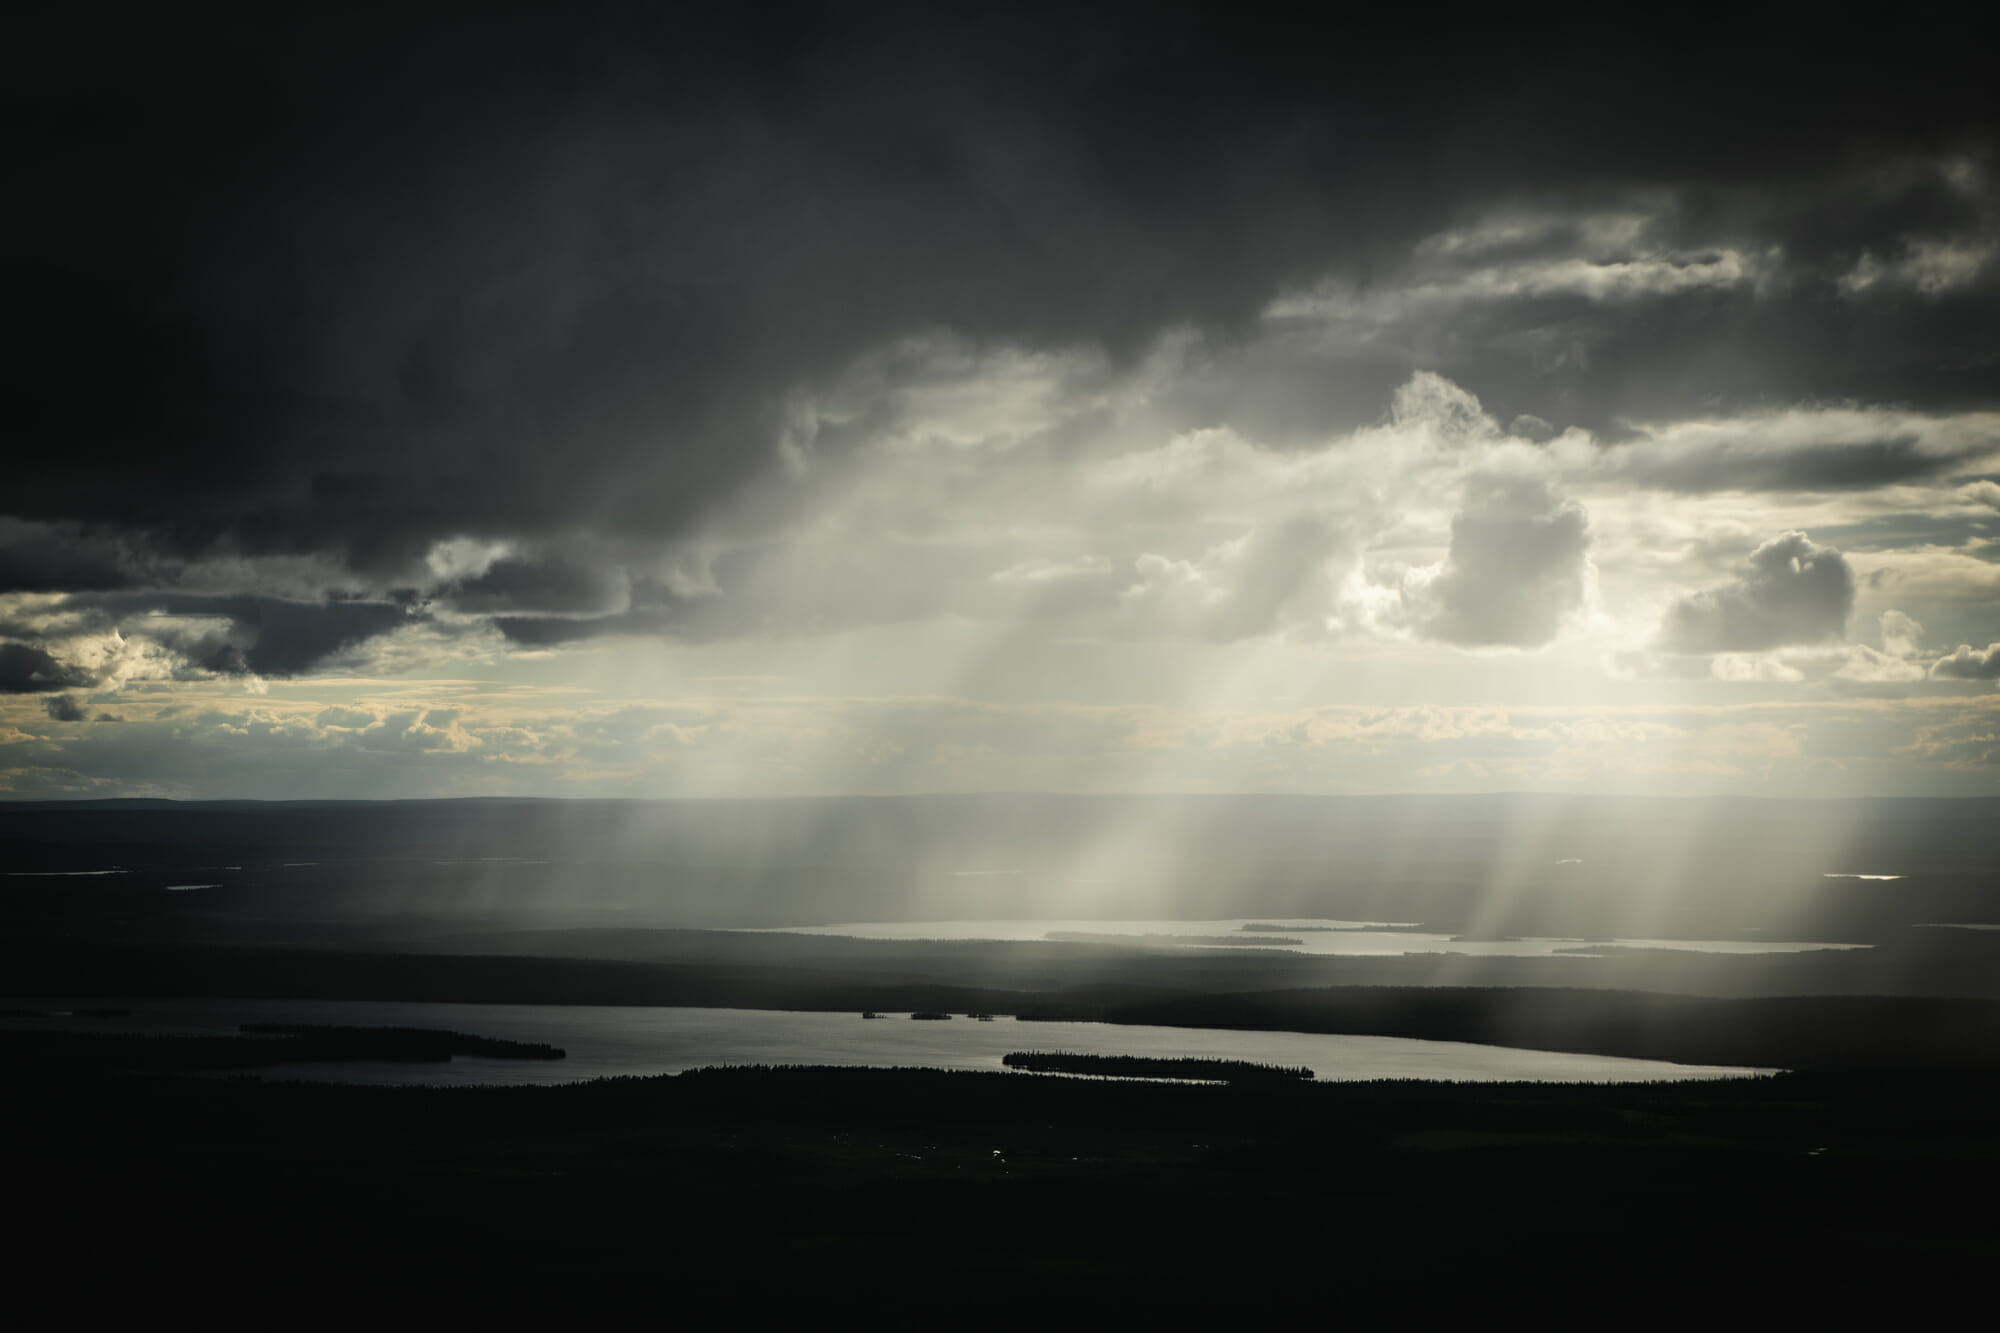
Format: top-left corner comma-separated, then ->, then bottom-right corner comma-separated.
9,796 -> 1998,1315
15,1060 -> 1998,1318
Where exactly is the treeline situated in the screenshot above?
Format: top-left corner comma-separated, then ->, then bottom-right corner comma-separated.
1002,1051 -> 1314,1083
0,1023 -> 564,1074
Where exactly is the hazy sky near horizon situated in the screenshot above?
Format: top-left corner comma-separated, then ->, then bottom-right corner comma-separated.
6,4 -> 1999,799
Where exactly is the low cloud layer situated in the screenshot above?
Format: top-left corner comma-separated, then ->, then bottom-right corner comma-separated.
7,679 -> 1998,801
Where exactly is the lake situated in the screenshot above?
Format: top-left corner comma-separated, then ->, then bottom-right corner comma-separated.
9,997 -> 1771,1086
749,917 -> 1866,957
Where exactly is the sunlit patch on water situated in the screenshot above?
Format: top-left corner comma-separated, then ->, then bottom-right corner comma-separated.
753,919 -> 1866,957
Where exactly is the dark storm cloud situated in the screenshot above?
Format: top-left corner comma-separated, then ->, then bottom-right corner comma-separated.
494,609 -> 665,648
1657,532 -> 1856,654
0,643 -> 95,693
135,596 -> 421,678
1245,140 -> 1998,447
440,557 -> 627,615
10,3 -> 1998,662
0,522 -> 146,593
22,2 -> 1425,569
1466,277 -> 2000,441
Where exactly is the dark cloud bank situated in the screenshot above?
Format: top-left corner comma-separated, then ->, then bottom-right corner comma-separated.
0,643 -> 94,694
8,3 -> 1998,687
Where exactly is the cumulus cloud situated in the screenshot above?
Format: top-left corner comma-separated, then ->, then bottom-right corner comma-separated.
1389,372 -> 1501,444
1833,645 -> 1928,684
1404,467 -> 1591,649
1831,610 -> 1934,683
314,706 -> 380,730
440,556 -> 629,616
1656,532 -> 1855,653
41,694 -> 87,722
1880,610 -> 1925,657
1118,515 -> 1351,643
1709,654 -> 1806,684
1931,643 -> 2000,680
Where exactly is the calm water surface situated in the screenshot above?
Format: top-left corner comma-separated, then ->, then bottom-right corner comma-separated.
751,918 -> 1865,957
12,997 -> 1770,1087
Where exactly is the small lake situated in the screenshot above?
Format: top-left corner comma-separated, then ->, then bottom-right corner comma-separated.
8,998 -> 1770,1087
749,918 -> 1865,958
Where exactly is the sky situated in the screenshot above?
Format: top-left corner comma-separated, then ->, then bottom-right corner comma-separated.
6,3 -> 1999,800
